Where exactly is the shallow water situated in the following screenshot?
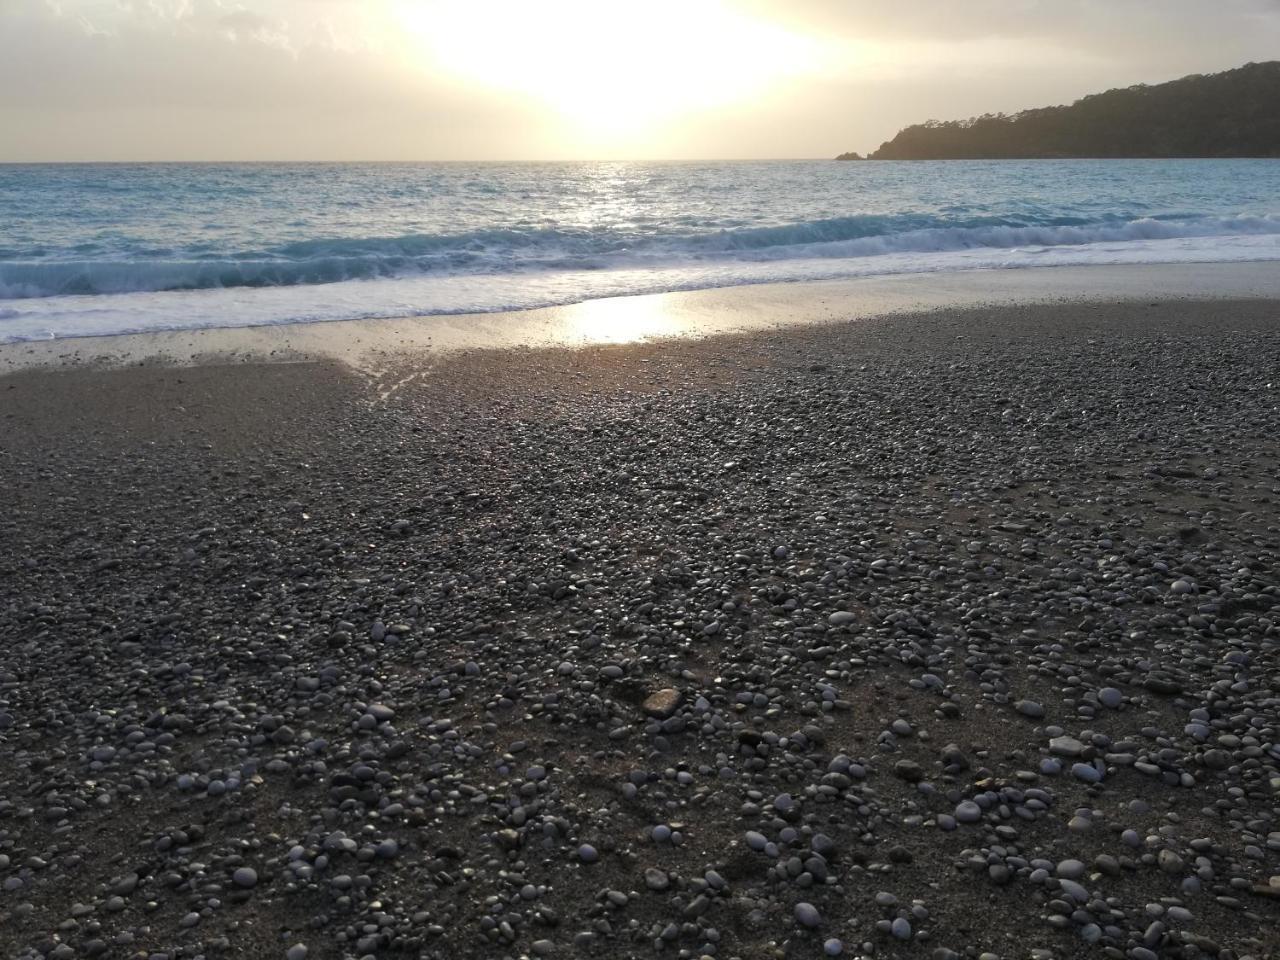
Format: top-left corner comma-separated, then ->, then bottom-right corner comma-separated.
2,159 -> 1279,341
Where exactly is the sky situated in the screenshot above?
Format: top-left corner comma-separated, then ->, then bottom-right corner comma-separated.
2,0 -> 1279,161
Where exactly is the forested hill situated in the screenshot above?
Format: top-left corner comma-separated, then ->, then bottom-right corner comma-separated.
852,61 -> 1280,160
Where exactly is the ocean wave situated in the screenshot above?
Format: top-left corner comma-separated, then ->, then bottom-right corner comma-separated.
707,214 -> 1280,259
3,230 -> 1280,344
3,213 -> 1280,300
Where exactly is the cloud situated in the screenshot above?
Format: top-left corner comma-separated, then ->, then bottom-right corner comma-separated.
124,0 -> 195,20
217,7 -> 293,51
781,0 -> 1280,46
2,0 -> 1279,159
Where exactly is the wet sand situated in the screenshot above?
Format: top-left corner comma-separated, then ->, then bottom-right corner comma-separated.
4,261 -> 1280,376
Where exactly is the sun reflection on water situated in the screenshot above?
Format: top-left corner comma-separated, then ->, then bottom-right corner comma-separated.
557,294 -> 685,345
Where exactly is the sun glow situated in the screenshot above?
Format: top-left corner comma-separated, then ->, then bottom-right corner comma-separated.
395,0 -> 823,151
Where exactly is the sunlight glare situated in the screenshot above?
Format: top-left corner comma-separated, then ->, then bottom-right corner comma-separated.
396,0 -> 823,149
558,293 -> 684,345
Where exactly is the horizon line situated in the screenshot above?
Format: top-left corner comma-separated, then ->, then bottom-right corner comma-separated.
0,156 -> 846,166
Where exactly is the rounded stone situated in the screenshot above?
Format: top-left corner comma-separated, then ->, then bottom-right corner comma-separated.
955,801 -> 982,823
642,689 -> 682,718
1058,878 -> 1089,902
1056,859 -> 1087,880
795,902 -> 822,928
1071,762 -> 1103,783
1098,687 -> 1123,709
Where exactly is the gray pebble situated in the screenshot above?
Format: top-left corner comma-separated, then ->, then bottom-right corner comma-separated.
232,867 -> 258,888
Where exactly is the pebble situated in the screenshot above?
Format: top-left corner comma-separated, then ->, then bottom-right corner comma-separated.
1098,687 -> 1124,708
894,759 -> 924,781
644,867 -> 669,890
1059,879 -> 1089,903
1050,736 -> 1086,758
5,316 -> 1279,960
955,801 -> 983,823
1071,761 -> 1103,783
642,688 -> 682,718
795,902 -> 822,928
1056,859 -> 1087,880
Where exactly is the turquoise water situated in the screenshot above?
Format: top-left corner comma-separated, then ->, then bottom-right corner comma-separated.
2,159 -> 1278,341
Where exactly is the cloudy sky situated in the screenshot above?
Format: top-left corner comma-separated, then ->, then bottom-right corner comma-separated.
3,0 -> 1279,161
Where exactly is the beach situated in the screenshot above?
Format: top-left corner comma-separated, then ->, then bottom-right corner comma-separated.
2,275 -> 1280,959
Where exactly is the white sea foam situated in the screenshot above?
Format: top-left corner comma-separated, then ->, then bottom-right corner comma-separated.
2,232 -> 1277,344
3,159 -> 1280,342
4,214 -> 1280,302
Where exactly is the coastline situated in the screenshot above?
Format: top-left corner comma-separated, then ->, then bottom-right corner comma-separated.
3,260 -> 1280,376
2,276 -> 1280,959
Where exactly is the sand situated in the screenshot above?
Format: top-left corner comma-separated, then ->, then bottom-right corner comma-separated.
3,261 -> 1280,376
2,279 -> 1279,960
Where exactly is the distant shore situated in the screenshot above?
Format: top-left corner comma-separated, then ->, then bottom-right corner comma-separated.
853,61 -> 1280,160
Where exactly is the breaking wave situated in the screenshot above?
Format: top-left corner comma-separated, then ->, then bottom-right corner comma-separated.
5,213 -> 1280,300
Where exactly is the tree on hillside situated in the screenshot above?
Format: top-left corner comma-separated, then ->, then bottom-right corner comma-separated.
836,62 -> 1280,160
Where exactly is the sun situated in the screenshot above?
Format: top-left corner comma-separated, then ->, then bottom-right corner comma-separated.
394,0 -> 822,152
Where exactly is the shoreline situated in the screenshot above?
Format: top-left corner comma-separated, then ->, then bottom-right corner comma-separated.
3,260 -> 1280,376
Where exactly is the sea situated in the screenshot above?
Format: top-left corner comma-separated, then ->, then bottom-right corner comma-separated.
2,159 -> 1279,343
